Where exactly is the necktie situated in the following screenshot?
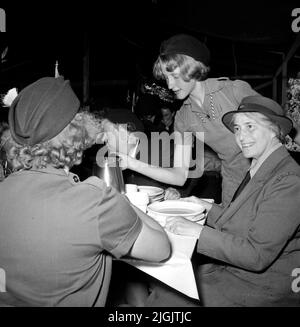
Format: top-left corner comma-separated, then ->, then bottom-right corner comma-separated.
231,170 -> 251,202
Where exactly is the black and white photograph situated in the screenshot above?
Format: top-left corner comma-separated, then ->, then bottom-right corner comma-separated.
0,0 -> 299,315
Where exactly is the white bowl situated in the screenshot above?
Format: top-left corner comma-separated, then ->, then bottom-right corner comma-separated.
147,200 -> 206,226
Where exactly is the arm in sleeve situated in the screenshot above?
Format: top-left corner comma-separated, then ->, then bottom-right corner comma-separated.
93,182 -> 170,262
205,203 -> 226,228
92,183 -> 143,259
197,174 -> 300,271
127,204 -> 171,261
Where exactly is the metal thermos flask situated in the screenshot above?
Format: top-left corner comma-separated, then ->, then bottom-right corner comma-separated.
92,155 -> 125,194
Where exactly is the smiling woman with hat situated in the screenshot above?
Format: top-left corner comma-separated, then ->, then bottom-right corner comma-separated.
164,95 -> 300,306
0,77 -> 170,307
222,95 -> 293,165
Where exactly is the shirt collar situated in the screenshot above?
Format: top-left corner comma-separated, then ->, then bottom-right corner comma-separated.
183,78 -> 227,112
250,143 -> 282,177
20,165 -> 81,184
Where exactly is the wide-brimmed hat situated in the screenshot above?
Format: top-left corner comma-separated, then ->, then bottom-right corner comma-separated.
222,95 -> 293,136
160,34 -> 210,66
9,77 -> 80,146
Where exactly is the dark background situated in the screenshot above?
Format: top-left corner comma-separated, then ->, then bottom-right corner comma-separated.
0,0 -> 299,108
0,1 -> 299,199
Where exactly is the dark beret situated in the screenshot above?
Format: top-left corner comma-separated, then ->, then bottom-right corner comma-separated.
9,77 -> 80,146
160,34 -> 210,66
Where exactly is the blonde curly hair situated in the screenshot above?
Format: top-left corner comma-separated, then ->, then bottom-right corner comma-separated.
2,111 -> 103,172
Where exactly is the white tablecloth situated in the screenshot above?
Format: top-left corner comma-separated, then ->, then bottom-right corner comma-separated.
123,230 -> 199,300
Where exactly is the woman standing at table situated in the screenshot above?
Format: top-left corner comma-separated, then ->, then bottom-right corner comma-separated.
118,34 -> 259,206
165,95 -> 300,306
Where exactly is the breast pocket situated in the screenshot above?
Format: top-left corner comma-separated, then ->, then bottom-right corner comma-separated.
210,89 -> 239,120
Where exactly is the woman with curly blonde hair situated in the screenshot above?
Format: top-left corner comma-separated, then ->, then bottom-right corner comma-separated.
0,77 -> 170,307
4,110 -> 101,172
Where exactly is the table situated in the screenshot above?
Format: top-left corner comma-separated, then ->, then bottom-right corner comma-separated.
122,212 -> 202,300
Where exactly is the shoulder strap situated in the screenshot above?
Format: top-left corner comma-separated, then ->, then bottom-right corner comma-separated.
216,79 -> 240,107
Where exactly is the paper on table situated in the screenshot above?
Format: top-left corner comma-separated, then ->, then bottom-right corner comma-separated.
123,230 -> 199,300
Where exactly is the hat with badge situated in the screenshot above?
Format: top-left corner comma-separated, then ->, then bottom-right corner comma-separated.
222,95 -> 293,136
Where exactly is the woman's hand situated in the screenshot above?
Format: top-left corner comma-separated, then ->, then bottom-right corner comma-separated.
116,152 -> 135,170
164,187 -> 181,200
99,119 -> 139,156
165,216 -> 203,238
180,196 -> 213,212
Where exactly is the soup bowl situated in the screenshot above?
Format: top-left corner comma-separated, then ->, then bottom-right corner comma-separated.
147,200 -> 206,227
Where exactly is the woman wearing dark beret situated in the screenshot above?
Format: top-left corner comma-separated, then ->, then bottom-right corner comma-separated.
117,34 -> 259,207
0,77 -> 170,307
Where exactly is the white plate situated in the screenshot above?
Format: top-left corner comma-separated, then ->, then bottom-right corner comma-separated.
148,200 -> 205,217
149,194 -> 165,203
147,200 -> 206,226
138,185 -> 164,197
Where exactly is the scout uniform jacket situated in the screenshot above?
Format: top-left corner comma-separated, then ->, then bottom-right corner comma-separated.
196,146 -> 300,306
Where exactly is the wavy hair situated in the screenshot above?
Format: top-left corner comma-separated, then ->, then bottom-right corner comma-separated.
153,53 -> 210,82
232,112 -> 286,144
3,111 -> 103,172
